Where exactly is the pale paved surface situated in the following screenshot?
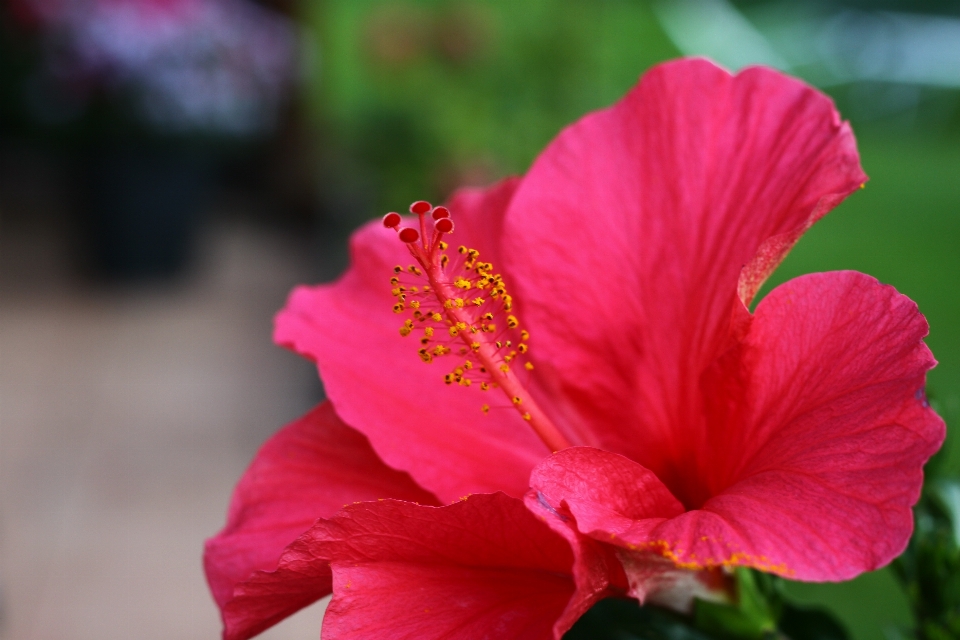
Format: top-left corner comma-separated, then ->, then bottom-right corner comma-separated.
0,218 -> 334,639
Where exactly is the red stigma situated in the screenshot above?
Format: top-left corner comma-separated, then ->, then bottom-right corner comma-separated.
398,227 -> 420,243
382,212 -> 402,228
410,201 -> 432,215
431,206 -> 450,220
434,218 -> 454,234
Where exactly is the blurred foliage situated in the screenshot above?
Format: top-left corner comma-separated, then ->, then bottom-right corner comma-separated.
893,477 -> 960,639
564,569 -> 849,640
300,0 -> 679,216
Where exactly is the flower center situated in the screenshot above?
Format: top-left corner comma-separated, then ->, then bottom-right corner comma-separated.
383,200 -> 571,453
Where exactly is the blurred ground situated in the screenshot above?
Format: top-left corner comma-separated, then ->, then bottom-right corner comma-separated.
0,190 -> 332,639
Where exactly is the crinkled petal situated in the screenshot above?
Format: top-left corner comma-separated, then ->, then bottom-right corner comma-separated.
502,59 -> 867,497
204,402 -> 437,640
310,493 -> 601,639
527,448 -> 723,612
529,273 -> 943,584
274,179 -> 547,503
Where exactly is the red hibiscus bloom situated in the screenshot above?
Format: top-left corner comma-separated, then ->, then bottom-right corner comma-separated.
205,59 -> 944,639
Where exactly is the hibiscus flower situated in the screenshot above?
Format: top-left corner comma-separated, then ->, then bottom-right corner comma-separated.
204,58 -> 944,640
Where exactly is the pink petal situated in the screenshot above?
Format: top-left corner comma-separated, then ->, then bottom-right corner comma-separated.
502,59 -> 867,493
275,179 -> 547,503
528,448 -> 719,611
530,273 -> 943,585
203,402 -> 437,640
311,493 -> 603,639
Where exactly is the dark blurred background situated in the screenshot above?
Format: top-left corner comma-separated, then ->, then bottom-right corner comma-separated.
1,1 -> 958,638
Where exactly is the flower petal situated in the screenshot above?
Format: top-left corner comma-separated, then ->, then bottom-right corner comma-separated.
527,448 -> 723,612
204,402 -> 437,640
529,273 -> 943,584
672,270 -> 944,580
312,493 -> 602,639
502,59 -> 867,492
274,178 -> 547,503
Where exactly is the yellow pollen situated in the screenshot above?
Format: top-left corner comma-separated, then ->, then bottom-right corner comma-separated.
506,316 -> 518,328
459,378 -> 472,387
408,265 -> 422,275
410,300 -> 420,309
464,361 -> 473,370
443,300 -> 453,309
485,324 -> 496,333
480,382 -> 489,391
418,349 -> 432,363
420,337 -> 430,345
518,343 -> 528,353
500,364 -> 509,373
424,327 -> 434,337
512,396 -> 522,405
449,326 -> 459,337
444,374 -> 454,385
439,241 -> 448,250
472,297 -> 484,306
393,265 -> 402,273
440,255 -> 449,267
454,277 -> 472,290
522,412 -> 531,421
481,404 -> 490,414
458,246 -> 467,254
470,342 -> 480,352
482,313 -> 493,321
454,367 -> 464,376
433,345 -> 450,356
454,298 -> 465,308
399,326 -> 412,337
393,303 -> 405,313
390,277 -> 399,285
525,362 -> 534,371
431,313 -> 442,321
520,329 -> 529,341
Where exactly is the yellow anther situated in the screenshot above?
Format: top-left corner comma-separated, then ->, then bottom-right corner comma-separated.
459,378 -> 472,387
410,300 -> 420,309
480,382 -> 489,391
504,354 -> 513,363
443,300 -> 453,309
418,349 -> 433,363
482,404 -> 490,414
485,324 -> 496,333
482,313 -> 493,321
495,341 -> 503,349
424,327 -> 434,337
458,246 -> 467,254
393,303 -> 405,313
431,312 -> 443,321
470,342 -> 480,352
440,255 -> 449,267
390,277 -> 399,285
468,249 -> 479,259
472,297 -> 484,306
500,364 -> 509,373
464,360 -> 473,369
520,330 -> 530,341
456,322 -> 467,331
391,287 -> 403,296
444,374 -> 454,385
434,345 -> 451,356
454,367 -> 464,376
512,396 -> 522,405
525,362 -> 534,371
449,326 -> 459,337
518,343 -> 528,353
423,285 -> 431,292
399,325 -> 412,337
394,265 -> 403,273
410,286 -> 419,293
506,315 -> 519,329
454,298 -> 465,308
454,277 -> 472,290
408,265 -> 422,276
420,337 -> 430,345
522,412 -> 531,421
439,241 -> 448,250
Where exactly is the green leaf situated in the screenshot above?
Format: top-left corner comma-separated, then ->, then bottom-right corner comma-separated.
778,603 -> 849,640
693,569 -> 778,640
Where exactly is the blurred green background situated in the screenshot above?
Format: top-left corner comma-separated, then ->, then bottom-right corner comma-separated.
2,0 -> 958,637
